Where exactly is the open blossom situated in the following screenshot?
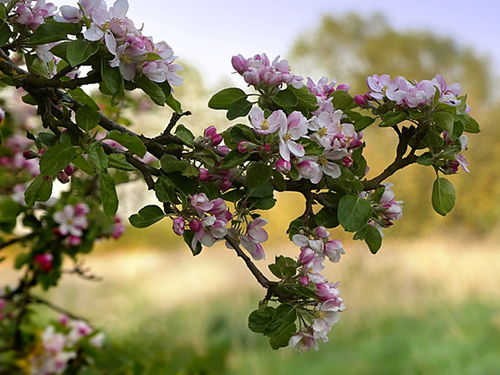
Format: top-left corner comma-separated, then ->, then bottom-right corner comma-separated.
232,53 -> 303,88
249,107 -> 285,135
289,332 -> 319,352
53,204 -> 89,237
15,0 -> 57,30
376,183 -> 403,226
309,110 -> 343,148
279,111 -> 307,161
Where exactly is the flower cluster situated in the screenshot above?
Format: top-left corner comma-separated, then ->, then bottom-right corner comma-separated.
12,0 -> 57,30
287,226 -> 346,351
27,316 -> 104,375
232,53 -> 303,89
306,76 -> 350,115
55,0 -> 183,85
365,74 -> 465,109
53,203 -> 89,246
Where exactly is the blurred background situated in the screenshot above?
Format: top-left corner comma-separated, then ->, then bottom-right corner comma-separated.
3,0 -> 500,373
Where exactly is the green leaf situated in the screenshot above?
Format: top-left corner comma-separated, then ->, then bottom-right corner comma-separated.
226,99 -> 252,120
245,162 -> 273,188
135,75 -> 165,106
0,22 -> 11,47
174,125 -> 195,147
416,152 -> 434,166
108,154 -> 135,171
66,40 -> 99,67
273,89 -> 298,108
266,304 -> 297,349
337,195 -> 373,232
76,105 -> 100,131
457,113 -> 480,133
354,116 -> 375,131
129,205 -> 166,228
222,124 -> 256,149
220,150 -> 250,169
155,176 -> 179,204
40,144 -> 76,176
208,88 -> 247,109
380,111 -> 408,127
100,60 -> 123,95
68,88 -> 99,110
432,111 -> 454,134
432,177 -> 456,216
288,86 -> 318,115
355,224 -> 382,254
25,175 -> 53,206
27,22 -> 81,45
106,131 -> 147,157
88,143 -> 109,171
272,170 -> 286,191
99,174 -> 118,217
315,207 -> 339,228
248,307 -> 276,333
331,90 -> 356,111
268,256 -> 297,279
72,154 -> 93,174
160,154 -> 189,173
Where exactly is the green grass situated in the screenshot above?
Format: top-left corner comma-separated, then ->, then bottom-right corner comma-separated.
79,295 -> 500,375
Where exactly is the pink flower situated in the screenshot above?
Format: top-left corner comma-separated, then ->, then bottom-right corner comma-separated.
366,74 -> 391,99
231,54 -> 248,74
306,77 -> 337,99
279,111 -> 307,161
296,159 -> 323,184
53,204 -> 88,236
249,107 -> 285,135
190,193 -> 213,215
275,158 -> 291,173
324,240 -> 344,263
298,247 -> 315,265
199,168 -> 211,181
289,332 -> 318,352
172,217 -> 185,236
247,218 -> 268,243
111,216 -> 125,239
240,236 -> 265,260
354,94 -> 367,107
15,0 -> 57,30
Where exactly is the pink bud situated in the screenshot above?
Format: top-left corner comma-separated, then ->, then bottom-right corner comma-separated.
204,126 -> 218,138
349,139 -> 363,149
298,275 -> 309,286
313,226 -> 329,239
298,247 -> 315,265
172,217 -> 185,236
231,54 -> 248,74
58,314 -> 70,326
237,141 -> 252,153
35,254 -> 53,272
275,158 -> 291,173
336,83 -> 349,91
67,235 -> 81,246
23,150 -> 38,159
262,144 -> 272,153
189,219 -> 202,232
74,203 -> 89,216
64,165 -> 75,176
57,171 -> 70,184
199,168 -> 211,181
211,133 -> 223,146
219,178 -> 232,191
217,145 -> 231,156
341,156 -> 353,168
354,94 -> 367,107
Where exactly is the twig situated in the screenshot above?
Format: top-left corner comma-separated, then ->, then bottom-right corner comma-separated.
29,295 -> 90,324
161,111 -> 192,136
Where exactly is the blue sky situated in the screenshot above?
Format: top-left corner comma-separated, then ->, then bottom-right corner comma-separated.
50,0 -> 499,87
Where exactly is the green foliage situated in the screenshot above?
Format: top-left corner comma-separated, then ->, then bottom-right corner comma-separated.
106,131 -> 147,157
66,40 -> 99,67
39,143 -> 76,177
337,195 -> 373,232
76,105 -> 100,131
431,177 -> 456,216
129,205 -> 166,228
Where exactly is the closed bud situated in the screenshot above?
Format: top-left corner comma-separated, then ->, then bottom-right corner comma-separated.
275,158 -> 291,173
354,94 -> 367,107
64,165 -> 75,176
189,219 -> 202,232
57,171 -> 70,184
341,156 -> 353,168
23,150 -> 38,159
336,83 -> 349,91
34,253 -> 53,272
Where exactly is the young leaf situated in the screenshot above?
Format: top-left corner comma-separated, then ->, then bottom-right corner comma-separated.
66,40 -> 99,66
457,113 -> 480,133
245,162 -> 273,188
76,105 -> 100,131
331,90 -> 356,111
337,195 -> 373,232
99,174 -> 118,217
108,154 -> 135,171
432,111 -> 454,134
24,175 -> 53,206
135,75 -> 165,106
208,88 -> 247,109
106,131 -> 147,157
174,125 -> 195,147
39,144 -> 76,176
355,224 -> 382,254
129,205 -> 166,228
432,177 -> 456,216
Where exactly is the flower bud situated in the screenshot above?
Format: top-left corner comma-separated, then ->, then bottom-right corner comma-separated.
231,55 -> 248,74
23,150 -> 38,159
237,141 -> 255,153
341,156 -> 353,168
172,217 -> 185,235
275,158 -> 291,173
298,275 -> 309,286
35,253 -> 53,272
199,168 -> 211,181
336,83 -> 349,91
298,247 -> 315,265
219,178 -> 232,191
217,145 -> 231,156
64,165 -> 75,176
211,133 -> 223,146
74,203 -> 90,216
262,143 -> 272,153
67,235 -> 82,246
57,171 -> 70,184
189,219 -> 202,232
354,94 -> 367,107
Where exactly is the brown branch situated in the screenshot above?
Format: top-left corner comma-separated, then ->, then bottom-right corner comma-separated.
28,295 -> 90,324
0,234 -> 35,251
161,111 -> 192,136
224,235 -> 276,290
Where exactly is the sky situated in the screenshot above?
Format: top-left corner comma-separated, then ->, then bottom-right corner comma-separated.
50,0 -> 500,88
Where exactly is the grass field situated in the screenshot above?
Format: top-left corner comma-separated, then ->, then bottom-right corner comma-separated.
2,236 -> 500,374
